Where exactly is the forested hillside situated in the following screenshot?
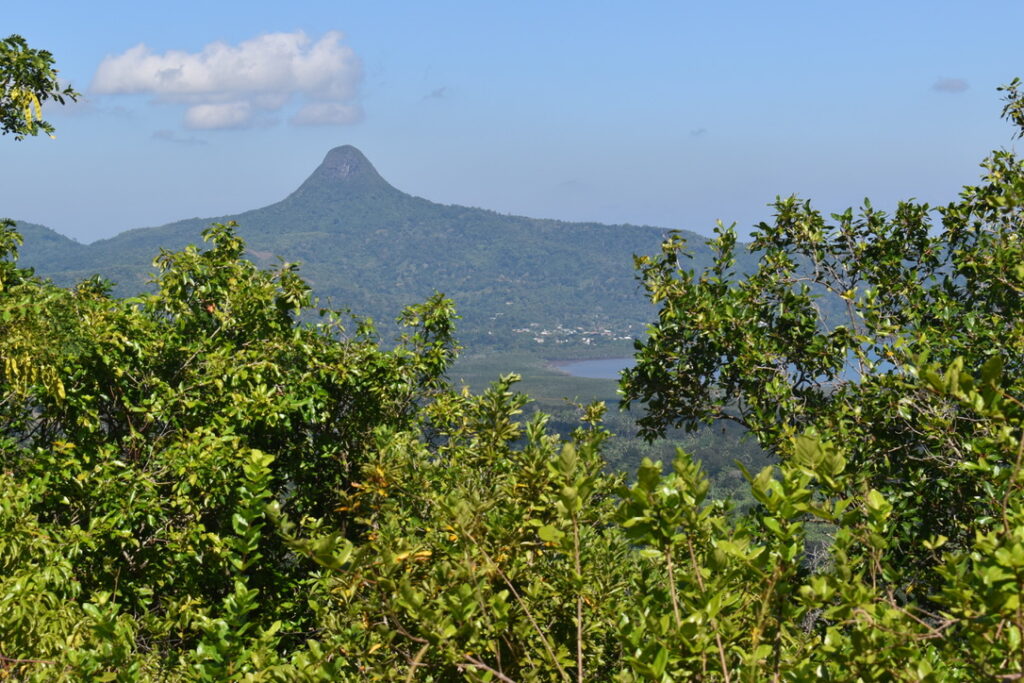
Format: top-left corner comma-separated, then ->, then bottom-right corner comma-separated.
14,145 -> 730,350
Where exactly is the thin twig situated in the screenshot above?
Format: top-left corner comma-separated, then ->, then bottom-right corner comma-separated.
573,515 -> 584,683
404,643 -> 429,683
686,535 -> 731,683
460,655 -> 519,683
0,653 -> 57,666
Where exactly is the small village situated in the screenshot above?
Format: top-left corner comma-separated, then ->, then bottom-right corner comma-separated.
511,321 -> 640,345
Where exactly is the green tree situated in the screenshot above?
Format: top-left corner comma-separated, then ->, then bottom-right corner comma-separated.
274,383 -> 631,680
0,34 -> 78,140
622,81 -> 1024,592
0,222 -> 459,678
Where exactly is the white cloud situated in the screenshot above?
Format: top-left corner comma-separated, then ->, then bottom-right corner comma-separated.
184,102 -> 252,130
91,31 -> 362,129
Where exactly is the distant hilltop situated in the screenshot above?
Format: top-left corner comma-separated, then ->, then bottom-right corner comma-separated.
14,146 -> 726,350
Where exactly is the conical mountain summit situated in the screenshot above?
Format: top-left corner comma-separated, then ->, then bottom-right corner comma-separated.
314,145 -> 381,182
286,145 -> 400,202
13,146 -> 708,349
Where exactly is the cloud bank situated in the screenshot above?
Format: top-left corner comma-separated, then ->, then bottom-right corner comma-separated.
92,31 -> 362,129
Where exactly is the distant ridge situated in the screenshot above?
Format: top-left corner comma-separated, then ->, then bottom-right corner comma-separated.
12,221 -> 85,272
13,146 -> 723,350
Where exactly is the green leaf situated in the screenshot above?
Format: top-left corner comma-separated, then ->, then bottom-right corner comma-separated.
538,524 -> 565,542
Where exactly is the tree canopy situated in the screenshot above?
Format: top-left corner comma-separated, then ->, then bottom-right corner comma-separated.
621,79 -> 1024,594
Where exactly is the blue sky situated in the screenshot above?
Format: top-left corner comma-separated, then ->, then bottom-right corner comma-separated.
3,1 -> 1023,243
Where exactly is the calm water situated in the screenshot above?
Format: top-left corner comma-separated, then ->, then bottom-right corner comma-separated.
555,353 -> 893,382
551,357 -> 635,380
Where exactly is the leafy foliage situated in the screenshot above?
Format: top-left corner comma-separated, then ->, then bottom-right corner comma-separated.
0,34 -> 78,140
622,83 -> 1024,593
0,222 -> 459,678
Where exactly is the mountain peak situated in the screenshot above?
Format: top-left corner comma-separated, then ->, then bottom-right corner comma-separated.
317,145 -> 377,181
287,145 -> 398,202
